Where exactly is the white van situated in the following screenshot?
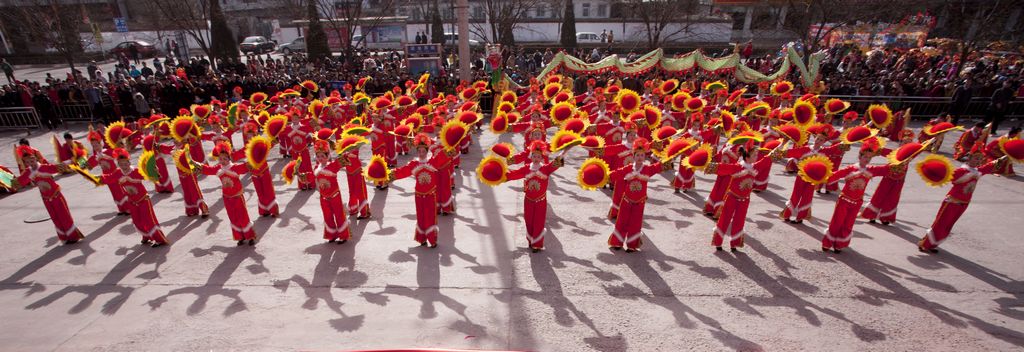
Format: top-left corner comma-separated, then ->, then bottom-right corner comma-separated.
576,32 -> 602,43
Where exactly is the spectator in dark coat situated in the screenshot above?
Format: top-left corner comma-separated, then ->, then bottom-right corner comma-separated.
949,80 -> 973,124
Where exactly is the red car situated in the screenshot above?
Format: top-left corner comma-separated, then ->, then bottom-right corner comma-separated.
110,40 -> 161,59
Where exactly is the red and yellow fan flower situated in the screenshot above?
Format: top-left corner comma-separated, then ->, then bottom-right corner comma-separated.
457,110 -> 482,125
659,79 -> 679,95
335,134 -> 368,155
263,114 -> 289,139
343,123 -> 371,137
643,105 -> 662,127
726,88 -> 747,107
684,143 -> 714,170
472,80 -> 489,92
923,121 -> 963,136
792,100 -> 817,127
490,113 -> 509,134
916,154 -> 955,187
352,92 -> 370,105
417,73 -> 430,86
562,117 -> 589,134
172,147 -> 195,174
760,139 -> 783,151
886,140 -> 931,165
404,114 -> 424,130
865,104 -> 894,129
615,89 -> 642,113
363,155 -> 390,183
370,96 -> 392,111
770,80 -> 793,95
105,121 -> 132,147
500,90 -> 518,104
459,87 -> 480,101
505,111 -> 522,124
391,124 -> 414,139
839,125 -> 879,144
718,110 -> 737,134
1000,138 -> 1024,162
727,130 -> 764,145
685,96 -> 705,112
250,92 -> 268,106
137,150 -> 160,182
773,124 -> 808,146
653,125 -> 679,142
245,136 -> 272,169
395,95 -> 415,108
798,154 -> 834,185
476,156 -> 509,187
842,111 -> 859,122
580,135 -> 605,150
670,92 -> 691,112
779,108 -> 794,122
281,89 -> 300,98
577,157 -> 610,191
703,80 -> 728,94
490,143 -> 516,159
660,137 -> 697,163
549,130 -> 583,152
542,82 -> 563,102
191,104 -> 211,119
496,101 -> 515,115
300,80 -> 319,92
355,76 -> 371,91
545,75 -> 564,85
824,98 -> 850,115
282,157 -> 300,184
549,102 -> 576,125
440,120 -> 470,152
254,110 -> 270,125
796,93 -> 819,107
551,90 -> 573,105
742,101 -> 771,117
308,99 -> 326,118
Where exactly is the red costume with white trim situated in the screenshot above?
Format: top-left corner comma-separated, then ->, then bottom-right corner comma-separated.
712,155 -> 772,248
607,140 -> 662,250
314,157 -> 352,242
115,165 -> 168,245
87,148 -> 130,214
142,136 -> 175,193
860,161 -> 908,224
822,162 -> 888,251
284,122 -> 315,190
506,146 -> 562,250
780,143 -> 843,221
17,162 -> 84,242
703,145 -> 737,216
201,160 -> 255,241
341,152 -> 370,218
919,159 -> 998,251
392,139 -> 451,247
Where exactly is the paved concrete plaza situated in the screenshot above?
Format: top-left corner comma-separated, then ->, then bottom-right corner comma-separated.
0,123 -> 1022,351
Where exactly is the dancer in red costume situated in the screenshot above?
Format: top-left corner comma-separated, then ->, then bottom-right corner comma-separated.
15,146 -> 85,244
200,142 -> 257,245
389,134 -> 453,248
860,129 -> 915,224
919,143 -> 1004,253
703,143 -> 737,218
141,133 -> 175,193
312,140 -> 352,243
710,140 -> 777,251
85,128 -> 130,215
821,139 -> 889,253
952,122 -> 988,160
607,138 -> 665,252
780,134 -> 845,223
506,141 -> 565,252
340,144 -> 371,218
243,133 -> 280,217
285,113 -> 315,190
113,148 -> 169,247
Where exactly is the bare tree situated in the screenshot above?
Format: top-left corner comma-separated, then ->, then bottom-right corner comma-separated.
147,0 -> 214,63
0,0 -> 85,81
623,0 -> 709,50
928,0 -> 1024,74
471,0 -> 542,46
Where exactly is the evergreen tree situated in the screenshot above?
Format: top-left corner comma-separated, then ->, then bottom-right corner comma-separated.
209,0 -> 239,68
431,0 -> 444,44
306,0 -> 331,60
560,0 -> 577,48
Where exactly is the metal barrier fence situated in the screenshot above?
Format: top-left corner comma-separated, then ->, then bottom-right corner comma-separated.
0,107 -> 42,131
55,103 -> 95,125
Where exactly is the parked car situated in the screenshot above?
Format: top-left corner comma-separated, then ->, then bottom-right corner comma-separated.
239,36 -> 276,54
109,40 -> 160,58
279,37 -> 305,54
576,32 -> 602,44
442,33 -> 481,47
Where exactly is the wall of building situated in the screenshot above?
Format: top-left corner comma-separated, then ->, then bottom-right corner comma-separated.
404,20 -> 732,44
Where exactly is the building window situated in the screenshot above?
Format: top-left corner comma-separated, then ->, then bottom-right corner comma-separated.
536,5 -> 546,18
474,6 -> 484,19
582,3 -> 590,17
412,8 -> 422,21
597,4 -> 607,17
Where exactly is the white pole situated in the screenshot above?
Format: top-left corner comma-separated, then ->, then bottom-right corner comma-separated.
456,0 -> 470,82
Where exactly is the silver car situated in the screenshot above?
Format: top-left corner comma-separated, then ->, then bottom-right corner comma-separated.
279,37 -> 305,54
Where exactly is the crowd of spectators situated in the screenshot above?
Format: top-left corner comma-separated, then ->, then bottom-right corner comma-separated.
1,44 -> 1021,131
